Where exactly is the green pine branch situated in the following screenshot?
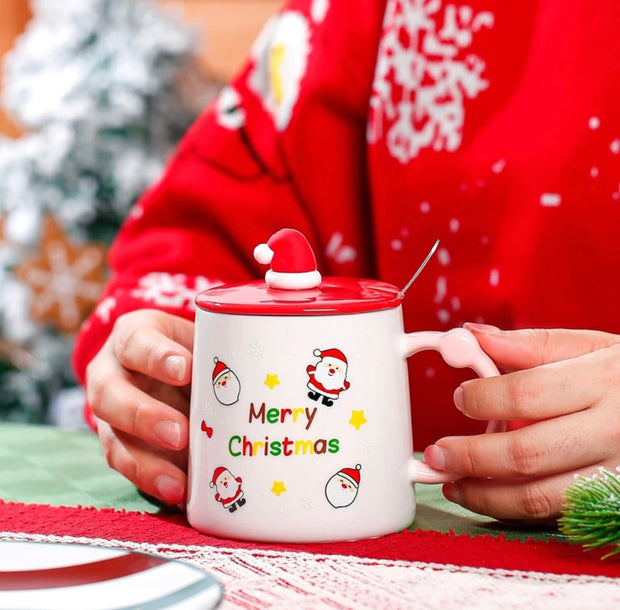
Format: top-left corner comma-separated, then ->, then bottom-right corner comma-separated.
559,468 -> 620,560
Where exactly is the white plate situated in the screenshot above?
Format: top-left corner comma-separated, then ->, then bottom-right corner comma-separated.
0,540 -> 223,609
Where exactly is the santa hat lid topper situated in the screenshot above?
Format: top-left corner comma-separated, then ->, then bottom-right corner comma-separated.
254,228 -> 322,290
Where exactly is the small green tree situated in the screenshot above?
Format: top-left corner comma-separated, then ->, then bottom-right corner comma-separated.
559,468 -> 620,560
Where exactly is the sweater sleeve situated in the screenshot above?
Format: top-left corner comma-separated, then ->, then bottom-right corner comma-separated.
72,0 -> 387,394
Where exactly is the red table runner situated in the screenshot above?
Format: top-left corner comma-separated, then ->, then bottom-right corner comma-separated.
1,501 -> 618,577
2,501 -> 620,609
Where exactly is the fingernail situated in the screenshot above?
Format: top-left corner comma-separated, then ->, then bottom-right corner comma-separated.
155,475 -> 185,503
154,420 -> 181,448
453,386 -> 464,412
443,482 -> 462,505
464,322 -> 502,335
424,444 -> 449,471
165,355 -> 186,382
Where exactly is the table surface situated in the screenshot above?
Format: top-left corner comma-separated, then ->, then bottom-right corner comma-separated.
4,423 -> 620,610
0,422 -> 556,542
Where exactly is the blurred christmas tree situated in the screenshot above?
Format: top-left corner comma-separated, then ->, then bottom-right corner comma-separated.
0,0 -> 216,427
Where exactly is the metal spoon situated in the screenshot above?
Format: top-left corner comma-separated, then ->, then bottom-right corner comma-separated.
397,239 -> 440,299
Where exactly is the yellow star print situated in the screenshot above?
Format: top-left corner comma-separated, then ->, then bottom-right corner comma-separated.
349,410 -> 367,430
264,374 -> 280,389
271,481 -> 287,496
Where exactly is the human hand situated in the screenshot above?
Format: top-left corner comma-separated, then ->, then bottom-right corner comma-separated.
423,324 -> 620,525
85,309 -> 194,506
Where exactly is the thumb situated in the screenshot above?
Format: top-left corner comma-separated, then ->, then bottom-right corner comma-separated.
464,323 -> 620,371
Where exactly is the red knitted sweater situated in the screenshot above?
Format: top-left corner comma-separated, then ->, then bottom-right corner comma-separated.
73,0 -> 620,449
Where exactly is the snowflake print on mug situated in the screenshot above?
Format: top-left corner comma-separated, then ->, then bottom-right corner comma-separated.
368,0 -> 494,163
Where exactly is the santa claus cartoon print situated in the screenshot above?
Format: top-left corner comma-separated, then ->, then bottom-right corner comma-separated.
212,357 -> 241,405
306,348 -> 350,406
210,466 -> 247,513
325,464 -> 361,509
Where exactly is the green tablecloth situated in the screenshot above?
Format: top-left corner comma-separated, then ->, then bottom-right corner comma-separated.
0,423 -> 558,541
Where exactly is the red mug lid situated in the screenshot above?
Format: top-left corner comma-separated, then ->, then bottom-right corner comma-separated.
196,276 -> 402,316
196,229 -> 402,315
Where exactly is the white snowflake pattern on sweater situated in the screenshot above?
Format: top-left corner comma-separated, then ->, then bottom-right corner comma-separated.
131,273 -> 221,311
94,296 -> 116,324
368,0 -> 494,163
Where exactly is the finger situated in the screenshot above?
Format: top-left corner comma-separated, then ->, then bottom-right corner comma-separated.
455,345 -> 615,422
425,408 -> 612,480
464,324 -> 620,371
113,311 -> 194,385
132,371 -> 192,415
87,364 -> 189,451
98,421 -> 187,505
441,467 -> 602,523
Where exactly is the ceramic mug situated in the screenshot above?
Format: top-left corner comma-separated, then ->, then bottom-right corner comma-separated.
187,229 -> 500,543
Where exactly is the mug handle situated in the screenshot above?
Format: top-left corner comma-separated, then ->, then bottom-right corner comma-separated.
399,327 -> 504,484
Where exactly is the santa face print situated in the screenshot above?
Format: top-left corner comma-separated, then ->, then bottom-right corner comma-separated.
212,357 -> 241,405
217,471 -> 233,489
316,358 -> 346,390
325,465 -> 361,509
213,371 -> 241,405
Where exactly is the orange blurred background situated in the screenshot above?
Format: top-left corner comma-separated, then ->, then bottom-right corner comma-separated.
0,0 -> 283,137
0,0 -> 30,137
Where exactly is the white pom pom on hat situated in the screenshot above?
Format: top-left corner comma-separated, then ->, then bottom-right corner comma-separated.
253,243 -> 274,265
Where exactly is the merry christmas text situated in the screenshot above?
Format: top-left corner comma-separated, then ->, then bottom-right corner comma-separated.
226,402 -> 340,457
229,435 -> 339,457
248,402 -> 317,431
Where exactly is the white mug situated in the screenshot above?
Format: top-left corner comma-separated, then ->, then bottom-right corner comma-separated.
187,229 -> 499,543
